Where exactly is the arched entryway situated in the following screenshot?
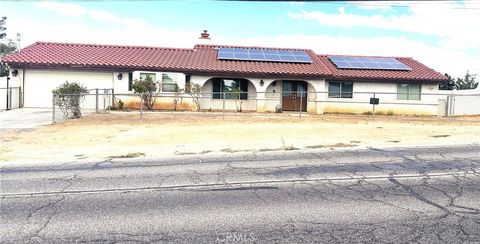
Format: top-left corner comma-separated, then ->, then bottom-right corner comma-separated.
199,77 -> 257,112
282,80 -> 308,111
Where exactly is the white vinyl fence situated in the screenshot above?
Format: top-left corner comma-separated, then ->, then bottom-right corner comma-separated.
0,77 -> 21,111
436,88 -> 480,116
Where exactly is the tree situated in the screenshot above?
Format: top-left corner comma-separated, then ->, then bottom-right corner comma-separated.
53,82 -> 88,119
440,72 -> 478,90
0,16 -> 17,77
0,16 -> 6,39
172,84 -> 182,111
439,73 -> 456,90
132,76 -> 159,110
187,83 -> 202,112
230,87 -> 243,112
456,72 -> 478,90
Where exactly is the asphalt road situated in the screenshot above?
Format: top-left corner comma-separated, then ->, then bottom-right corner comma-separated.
1,145 -> 479,243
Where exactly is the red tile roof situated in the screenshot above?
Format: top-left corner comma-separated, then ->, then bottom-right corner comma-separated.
316,54 -> 447,82
2,41 -> 447,82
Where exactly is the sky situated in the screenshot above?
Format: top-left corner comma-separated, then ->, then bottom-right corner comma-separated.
0,0 -> 479,78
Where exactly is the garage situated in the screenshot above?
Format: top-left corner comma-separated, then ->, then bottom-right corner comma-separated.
23,69 -> 114,108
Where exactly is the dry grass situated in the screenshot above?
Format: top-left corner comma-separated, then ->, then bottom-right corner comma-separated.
108,152 -> 145,159
1,112 -> 479,163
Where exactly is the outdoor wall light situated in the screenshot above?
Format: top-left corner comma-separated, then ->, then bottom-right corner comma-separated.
260,80 -> 264,86
117,73 -> 123,80
272,81 -> 277,87
12,70 -> 18,77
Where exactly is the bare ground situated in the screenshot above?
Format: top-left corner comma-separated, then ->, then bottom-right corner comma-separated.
1,112 -> 479,163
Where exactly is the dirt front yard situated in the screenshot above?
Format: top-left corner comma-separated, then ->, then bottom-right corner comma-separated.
1,112 -> 479,163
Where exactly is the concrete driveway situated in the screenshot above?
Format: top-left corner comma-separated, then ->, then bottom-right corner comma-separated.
0,108 -> 52,130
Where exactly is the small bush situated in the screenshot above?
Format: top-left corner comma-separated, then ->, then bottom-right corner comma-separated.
186,83 -> 202,112
362,111 -> 373,115
386,110 -> 395,116
132,76 -> 159,110
53,82 -> 88,119
117,99 -> 124,110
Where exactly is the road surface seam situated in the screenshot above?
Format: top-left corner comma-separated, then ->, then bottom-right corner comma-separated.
2,170 -> 477,198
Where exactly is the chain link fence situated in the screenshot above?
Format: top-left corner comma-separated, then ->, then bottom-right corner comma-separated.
52,88 -> 113,123
51,89 -> 480,123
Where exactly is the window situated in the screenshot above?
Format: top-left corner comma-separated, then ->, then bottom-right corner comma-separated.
328,82 -> 353,98
185,75 -> 191,93
212,78 -> 248,100
128,73 -> 133,91
162,73 -> 179,92
140,73 -> 156,82
397,84 -> 421,100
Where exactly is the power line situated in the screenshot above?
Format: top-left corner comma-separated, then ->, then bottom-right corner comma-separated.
316,0 -> 480,10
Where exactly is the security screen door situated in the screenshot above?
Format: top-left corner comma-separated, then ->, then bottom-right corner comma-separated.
282,81 -> 307,111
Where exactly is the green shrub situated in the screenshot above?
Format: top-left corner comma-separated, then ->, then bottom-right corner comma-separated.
132,76 -> 158,110
117,99 -> 124,110
53,82 -> 88,119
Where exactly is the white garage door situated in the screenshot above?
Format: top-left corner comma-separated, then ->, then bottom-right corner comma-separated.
24,69 -> 113,108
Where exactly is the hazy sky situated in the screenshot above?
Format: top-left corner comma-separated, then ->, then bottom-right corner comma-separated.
1,0 -> 479,77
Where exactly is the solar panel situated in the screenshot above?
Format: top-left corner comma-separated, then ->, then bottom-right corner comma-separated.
328,56 -> 411,71
217,48 -> 312,63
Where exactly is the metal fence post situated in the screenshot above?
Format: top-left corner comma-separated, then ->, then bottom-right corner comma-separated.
111,88 -> 115,110
372,92 -> 376,118
140,94 -> 143,123
7,87 -> 12,110
52,93 -> 55,124
223,92 -> 226,121
297,91 -> 303,119
19,87 -> 22,108
95,88 -> 99,113
451,94 -> 455,117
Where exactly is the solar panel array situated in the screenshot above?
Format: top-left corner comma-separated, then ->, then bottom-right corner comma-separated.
217,48 -> 312,63
329,56 -> 412,71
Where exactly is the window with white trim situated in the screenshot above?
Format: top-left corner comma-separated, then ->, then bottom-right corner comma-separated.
161,73 -> 179,92
212,78 -> 248,100
328,82 -> 353,98
397,84 -> 421,100
140,73 -> 156,82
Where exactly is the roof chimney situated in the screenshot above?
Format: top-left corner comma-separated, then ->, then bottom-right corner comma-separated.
198,30 -> 211,45
199,30 -> 210,40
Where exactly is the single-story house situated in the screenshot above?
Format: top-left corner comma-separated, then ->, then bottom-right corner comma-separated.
2,34 -> 448,115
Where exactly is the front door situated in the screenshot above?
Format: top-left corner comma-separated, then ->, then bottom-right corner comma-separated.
282,81 -> 307,111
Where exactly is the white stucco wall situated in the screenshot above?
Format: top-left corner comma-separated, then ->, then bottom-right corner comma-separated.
199,78 -> 257,111
9,69 -> 190,108
8,68 -> 464,116
321,81 -> 441,115
190,75 -> 325,113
